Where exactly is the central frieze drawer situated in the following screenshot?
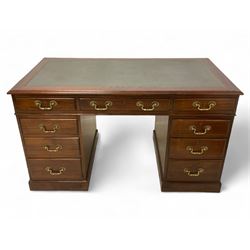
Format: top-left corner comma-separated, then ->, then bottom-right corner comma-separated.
20,118 -> 78,136
169,138 -> 227,159
24,138 -> 80,158
79,98 -> 171,113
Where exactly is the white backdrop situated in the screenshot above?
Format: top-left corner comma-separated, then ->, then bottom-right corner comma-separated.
0,1 -> 249,250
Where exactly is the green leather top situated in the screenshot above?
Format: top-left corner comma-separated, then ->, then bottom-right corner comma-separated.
27,58 -> 227,90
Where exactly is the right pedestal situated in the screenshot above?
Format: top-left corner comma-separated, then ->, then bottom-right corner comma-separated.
154,114 -> 234,192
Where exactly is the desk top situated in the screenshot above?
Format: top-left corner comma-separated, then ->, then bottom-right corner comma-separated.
8,58 -> 242,95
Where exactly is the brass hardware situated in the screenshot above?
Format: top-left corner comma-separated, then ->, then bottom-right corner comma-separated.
45,167 -> 66,176
189,125 -> 211,135
39,124 -> 60,134
34,100 -> 58,110
90,101 -> 112,111
186,146 -> 208,155
43,144 -> 62,152
192,101 -> 216,111
136,101 -> 159,111
184,168 -> 204,177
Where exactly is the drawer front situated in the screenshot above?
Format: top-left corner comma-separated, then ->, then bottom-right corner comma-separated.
79,98 -> 171,113
173,98 -> 236,114
20,118 -> 78,136
126,99 -> 171,113
28,159 -> 83,181
14,97 -> 76,112
170,119 -> 231,138
24,138 -> 80,158
169,138 -> 227,159
167,160 -> 223,182
79,98 -> 124,112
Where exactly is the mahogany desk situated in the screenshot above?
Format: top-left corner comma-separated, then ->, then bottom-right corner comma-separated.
8,58 -> 243,192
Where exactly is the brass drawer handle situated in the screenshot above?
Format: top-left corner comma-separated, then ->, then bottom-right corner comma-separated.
184,168 -> 204,177
45,167 -> 66,176
34,100 -> 58,110
186,146 -> 208,155
39,124 -> 60,134
43,144 -> 62,152
136,101 -> 159,111
189,125 -> 211,135
90,101 -> 112,111
192,101 -> 216,111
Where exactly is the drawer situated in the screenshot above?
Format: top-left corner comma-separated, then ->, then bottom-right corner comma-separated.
28,159 -> 83,181
173,98 -> 236,114
127,99 -> 171,113
24,138 -> 80,158
170,119 -> 231,138
167,160 -> 223,182
79,98 -> 124,112
79,98 -> 171,113
20,118 -> 78,136
14,97 -> 76,112
169,138 -> 227,159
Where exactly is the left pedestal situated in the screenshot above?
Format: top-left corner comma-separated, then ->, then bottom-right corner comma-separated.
12,95 -> 97,191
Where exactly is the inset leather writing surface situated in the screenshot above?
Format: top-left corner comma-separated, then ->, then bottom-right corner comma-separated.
8,58 -> 243,94
28,59 -> 226,88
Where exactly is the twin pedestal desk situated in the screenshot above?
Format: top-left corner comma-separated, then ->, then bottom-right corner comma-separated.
8,58 -> 243,192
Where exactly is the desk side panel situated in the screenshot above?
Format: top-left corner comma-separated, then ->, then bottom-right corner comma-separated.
154,116 -> 169,178
79,115 -> 97,179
